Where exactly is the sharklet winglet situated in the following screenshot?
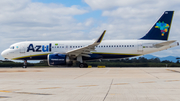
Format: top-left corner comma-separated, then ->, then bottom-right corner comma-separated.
96,30 -> 106,43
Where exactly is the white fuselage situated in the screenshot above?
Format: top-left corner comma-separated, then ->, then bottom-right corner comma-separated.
1,39 -> 178,60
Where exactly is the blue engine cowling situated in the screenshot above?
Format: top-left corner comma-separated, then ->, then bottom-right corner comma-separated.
48,54 -> 71,66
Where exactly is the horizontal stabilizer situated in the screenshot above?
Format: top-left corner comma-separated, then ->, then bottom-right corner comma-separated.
154,40 -> 176,47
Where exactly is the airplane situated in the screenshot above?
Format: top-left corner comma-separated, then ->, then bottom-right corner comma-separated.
1,11 -> 179,68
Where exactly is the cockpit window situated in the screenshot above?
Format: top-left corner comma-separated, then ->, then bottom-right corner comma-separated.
10,46 -> 14,49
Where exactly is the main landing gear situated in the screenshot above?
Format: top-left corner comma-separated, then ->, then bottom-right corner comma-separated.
23,60 -> 27,68
77,56 -> 88,68
79,63 -> 88,68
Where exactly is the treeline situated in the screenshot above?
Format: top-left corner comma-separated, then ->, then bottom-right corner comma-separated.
0,61 -> 48,67
0,57 -> 180,67
0,61 -> 34,67
86,57 -> 180,67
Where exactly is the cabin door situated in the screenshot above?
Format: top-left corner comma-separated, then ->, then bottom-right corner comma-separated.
137,42 -> 143,54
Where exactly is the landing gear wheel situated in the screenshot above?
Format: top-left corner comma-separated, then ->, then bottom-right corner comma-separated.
79,63 -> 84,68
84,63 -> 88,68
79,63 -> 88,68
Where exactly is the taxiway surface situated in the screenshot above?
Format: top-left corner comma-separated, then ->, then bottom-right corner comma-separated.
0,67 -> 180,101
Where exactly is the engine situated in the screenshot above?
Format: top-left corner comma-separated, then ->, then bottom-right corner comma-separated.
48,54 -> 72,66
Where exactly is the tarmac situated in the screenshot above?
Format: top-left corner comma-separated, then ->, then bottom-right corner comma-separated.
0,67 -> 180,101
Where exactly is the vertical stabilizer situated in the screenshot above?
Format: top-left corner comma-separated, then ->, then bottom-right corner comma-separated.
141,11 -> 174,40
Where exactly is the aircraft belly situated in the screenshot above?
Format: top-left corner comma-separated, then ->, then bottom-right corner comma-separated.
83,53 -> 139,60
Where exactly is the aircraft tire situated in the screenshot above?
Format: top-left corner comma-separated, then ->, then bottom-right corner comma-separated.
84,63 -> 88,68
79,63 -> 88,68
79,63 -> 84,68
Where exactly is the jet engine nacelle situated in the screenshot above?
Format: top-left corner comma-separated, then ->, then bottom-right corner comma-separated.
48,54 -> 72,66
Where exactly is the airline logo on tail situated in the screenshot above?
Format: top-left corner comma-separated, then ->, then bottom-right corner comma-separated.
155,21 -> 169,36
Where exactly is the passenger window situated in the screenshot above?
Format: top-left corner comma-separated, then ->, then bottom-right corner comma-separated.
62,46 -> 64,48
127,45 -> 129,47
57,46 -> 59,48
119,45 -> 121,47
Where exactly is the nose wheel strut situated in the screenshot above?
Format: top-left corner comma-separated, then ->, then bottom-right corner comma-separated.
23,60 -> 27,68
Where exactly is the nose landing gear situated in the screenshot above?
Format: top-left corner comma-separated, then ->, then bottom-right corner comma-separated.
23,60 -> 27,68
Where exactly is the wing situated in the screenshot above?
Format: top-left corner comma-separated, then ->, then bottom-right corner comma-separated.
66,30 -> 106,58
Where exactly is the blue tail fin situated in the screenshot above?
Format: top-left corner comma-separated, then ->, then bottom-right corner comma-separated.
140,11 -> 174,40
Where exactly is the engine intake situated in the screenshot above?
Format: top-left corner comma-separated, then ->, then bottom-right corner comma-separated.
48,54 -> 72,66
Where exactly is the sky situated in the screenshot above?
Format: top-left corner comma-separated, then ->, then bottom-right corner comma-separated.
1,0 -> 180,61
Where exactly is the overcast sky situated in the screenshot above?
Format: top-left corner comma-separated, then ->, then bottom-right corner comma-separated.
1,0 -> 180,60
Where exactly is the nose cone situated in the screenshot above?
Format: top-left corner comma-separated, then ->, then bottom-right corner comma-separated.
1,50 -> 8,58
1,50 -> 5,58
